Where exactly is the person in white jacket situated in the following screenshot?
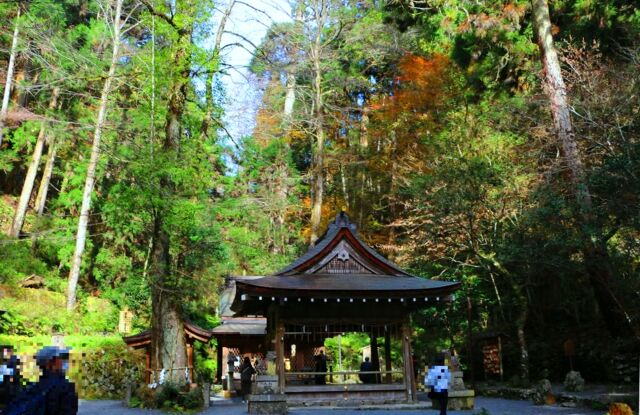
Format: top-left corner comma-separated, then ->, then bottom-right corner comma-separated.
425,356 -> 451,415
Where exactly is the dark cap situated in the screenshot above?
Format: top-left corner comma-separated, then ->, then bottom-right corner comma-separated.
35,346 -> 70,367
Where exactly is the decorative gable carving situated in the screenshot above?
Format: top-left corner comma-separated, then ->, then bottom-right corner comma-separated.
275,212 -> 413,277
306,240 -> 382,275
317,255 -> 373,274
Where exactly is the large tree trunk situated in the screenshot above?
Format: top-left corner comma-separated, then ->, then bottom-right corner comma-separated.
516,307 -> 529,383
31,136 -> 58,251
34,138 -> 57,217
10,88 -> 60,237
310,125 -> 324,245
67,0 -> 122,311
150,215 -> 188,383
532,0 -> 636,339
284,72 -> 296,119
143,0 -> 194,382
283,5 -> 302,122
309,6 -> 325,246
0,6 -> 21,148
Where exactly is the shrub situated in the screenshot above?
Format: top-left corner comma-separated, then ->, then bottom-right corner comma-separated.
155,382 -> 181,408
0,241 -> 55,286
563,371 -> 584,392
131,382 -> 203,412
532,379 -> 553,405
74,344 -> 145,399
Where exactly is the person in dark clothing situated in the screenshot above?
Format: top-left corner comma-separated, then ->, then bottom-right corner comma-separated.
424,356 -> 450,415
239,356 -> 256,403
359,357 -> 373,384
0,346 -> 22,411
6,346 -> 77,415
313,350 -> 327,385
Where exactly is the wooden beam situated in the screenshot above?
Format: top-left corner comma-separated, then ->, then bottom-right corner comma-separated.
187,343 -> 193,383
401,321 -> 417,402
384,331 -> 392,384
370,334 -> 380,384
285,384 -> 405,393
276,320 -> 286,393
216,341 -> 223,384
145,349 -> 151,384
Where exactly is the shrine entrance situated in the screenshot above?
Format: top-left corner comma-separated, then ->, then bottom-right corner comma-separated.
279,323 -> 408,404
230,212 -> 460,405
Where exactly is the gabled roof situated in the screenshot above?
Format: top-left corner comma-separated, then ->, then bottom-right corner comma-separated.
275,212 -> 411,277
231,212 -> 460,311
122,320 -> 214,349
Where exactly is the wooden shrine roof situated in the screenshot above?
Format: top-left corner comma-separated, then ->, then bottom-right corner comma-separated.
231,212 -> 459,313
275,213 -> 411,277
235,273 -> 455,294
210,317 -> 266,337
122,320 -> 214,349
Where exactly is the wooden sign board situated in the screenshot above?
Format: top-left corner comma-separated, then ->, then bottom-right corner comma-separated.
118,308 -> 134,334
481,337 -> 503,380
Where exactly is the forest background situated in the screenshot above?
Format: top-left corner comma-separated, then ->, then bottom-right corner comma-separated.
0,0 -> 638,401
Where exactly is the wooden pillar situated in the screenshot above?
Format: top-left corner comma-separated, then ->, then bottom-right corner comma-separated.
401,321 -> 417,402
187,342 -> 194,383
384,331 -> 392,384
370,334 -> 380,384
276,320 -> 286,393
216,340 -> 223,384
145,348 -> 151,384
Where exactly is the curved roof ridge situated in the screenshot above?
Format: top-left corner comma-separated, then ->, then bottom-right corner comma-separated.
274,211 -> 411,277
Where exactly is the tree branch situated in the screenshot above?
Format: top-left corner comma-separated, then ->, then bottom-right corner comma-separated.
139,0 -> 187,36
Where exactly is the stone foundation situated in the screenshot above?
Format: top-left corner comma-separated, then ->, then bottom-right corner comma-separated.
254,375 -> 278,394
248,394 -> 288,414
429,368 -> 475,410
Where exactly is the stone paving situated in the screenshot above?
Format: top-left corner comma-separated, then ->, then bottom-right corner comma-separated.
78,397 -> 604,415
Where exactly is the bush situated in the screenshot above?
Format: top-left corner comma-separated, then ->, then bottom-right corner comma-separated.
532,379 -> 553,405
74,344 -> 145,399
563,371 -> 584,392
131,382 -> 203,412
0,240 -> 55,287
182,387 -> 203,410
158,383 -> 203,411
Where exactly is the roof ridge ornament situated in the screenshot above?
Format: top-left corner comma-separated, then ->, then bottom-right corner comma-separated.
330,210 -> 357,232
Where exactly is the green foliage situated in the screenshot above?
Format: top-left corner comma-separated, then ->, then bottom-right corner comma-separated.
151,382 -> 202,412
324,333 -> 390,374
0,334 -> 124,352
193,340 -> 216,383
0,0 -> 638,399
74,345 -> 145,399
0,240 -> 56,287
0,286 -> 117,335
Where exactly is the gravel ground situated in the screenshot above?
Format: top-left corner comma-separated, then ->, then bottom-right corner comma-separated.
78,397 -> 604,415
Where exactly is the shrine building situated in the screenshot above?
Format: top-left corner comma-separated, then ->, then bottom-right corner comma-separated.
229,212 -> 460,404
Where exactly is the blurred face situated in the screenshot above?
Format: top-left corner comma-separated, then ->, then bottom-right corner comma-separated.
47,357 -> 67,374
2,348 -> 12,359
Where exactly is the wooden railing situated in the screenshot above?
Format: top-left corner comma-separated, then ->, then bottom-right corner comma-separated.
284,369 -> 405,385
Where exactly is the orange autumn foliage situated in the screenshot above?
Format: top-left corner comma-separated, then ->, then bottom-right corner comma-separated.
364,53 -> 451,178
608,403 -> 634,415
370,53 -> 450,119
